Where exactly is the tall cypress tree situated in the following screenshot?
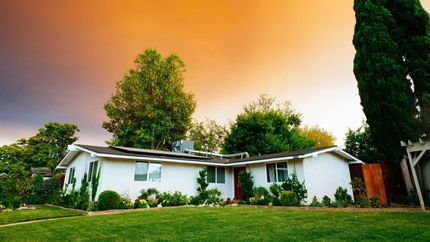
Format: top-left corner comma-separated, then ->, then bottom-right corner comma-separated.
387,0 -> 430,134
353,0 -> 419,162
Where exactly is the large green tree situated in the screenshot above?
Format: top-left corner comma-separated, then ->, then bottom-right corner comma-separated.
298,125 -> 335,148
386,0 -> 430,133
188,119 -> 227,153
223,95 -> 314,156
353,0 -> 419,162
103,49 -> 196,150
19,122 -> 79,170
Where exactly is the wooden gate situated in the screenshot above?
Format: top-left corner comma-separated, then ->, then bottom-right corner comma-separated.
362,164 -> 387,205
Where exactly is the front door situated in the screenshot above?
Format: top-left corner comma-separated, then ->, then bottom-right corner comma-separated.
234,167 -> 245,200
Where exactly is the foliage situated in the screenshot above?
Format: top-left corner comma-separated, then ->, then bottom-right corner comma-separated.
103,49 -> 196,150
28,174 -> 62,205
118,192 -> 134,209
344,121 -> 384,163
238,169 -> 254,202
370,195 -> 380,208
280,191 -> 299,206
310,196 -> 322,207
250,186 -> 270,205
281,173 -> 307,204
322,196 -> 331,207
0,164 -> 32,209
223,94 -> 314,156
156,191 -> 190,206
269,183 -> 282,205
351,177 -> 369,208
188,119 -> 227,153
353,0 -> 420,162
97,190 -> 121,211
298,125 -> 335,148
90,167 -> 101,201
135,199 -> 149,209
196,168 -> 209,193
203,189 -> 222,205
75,173 -> 90,210
333,187 -> 352,208
20,122 -> 79,171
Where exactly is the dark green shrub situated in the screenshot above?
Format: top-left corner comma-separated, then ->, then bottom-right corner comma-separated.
238,169 -> 254,203
322,195 -> 331,207
281,174 -> 307,204
310,196 -> 321,207
75,173 -> 90,210
269,183 -> 282,205
250,186 -> 270,205
280,191 -> 299,206
90,167 -> 101,202
206,188 -> 222,204
370,195 -> 380,208
97,190 -> 121,210
351,177 -> 369,208
197,169 -> 209,193
334,187 -> 352,207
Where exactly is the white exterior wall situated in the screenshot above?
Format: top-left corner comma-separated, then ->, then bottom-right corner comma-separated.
63,152 -> 95,191
248,159 -> 305,190
96,158 -> 234,200
303,153 -> 353,202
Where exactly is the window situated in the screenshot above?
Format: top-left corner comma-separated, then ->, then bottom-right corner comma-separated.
135,161 -> 162,182
68,167 -> 75,184
266,162 -> 288,182
207,166 -> 225,184
88,161 -> 99,181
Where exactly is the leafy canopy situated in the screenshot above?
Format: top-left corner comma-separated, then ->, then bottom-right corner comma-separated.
298,125 -> 335,148
344,121 -> 384,163
223,94 -> 314,156
103,49 -> 196,150
188,119 -> 227,153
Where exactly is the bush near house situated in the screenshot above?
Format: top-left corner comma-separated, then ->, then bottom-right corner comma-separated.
332,187 -> 353,208
250,186 -> 270,205
280,191 -> 299,206
97,190 -> 121,211
238,169 -> 254,203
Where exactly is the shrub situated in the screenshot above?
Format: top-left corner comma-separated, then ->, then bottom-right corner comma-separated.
310,196 -> 321,207
97,190 -> 121,210
334,187 -> 352,207
118,192 -> 134,209
135,198 -> 149,208
280,191 -> 299,206
281,173 -> 307,205
370,195 -> 380,208
322,195 -> 331,207
205,188 -> 222,204
238,169 -> 254,203
156,191 -> 190,207
74,173 -> 90,210
269,183 -> 282,205
351,177 -> 369,208
250,186 -> 270,205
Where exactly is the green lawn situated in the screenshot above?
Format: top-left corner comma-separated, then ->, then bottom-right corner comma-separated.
0,207 -> 429,241
0,205 -> 83,225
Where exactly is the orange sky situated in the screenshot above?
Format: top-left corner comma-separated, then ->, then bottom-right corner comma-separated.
1,0 -> 430,146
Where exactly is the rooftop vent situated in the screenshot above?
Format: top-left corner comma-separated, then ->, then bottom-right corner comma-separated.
171,140 -> 194,153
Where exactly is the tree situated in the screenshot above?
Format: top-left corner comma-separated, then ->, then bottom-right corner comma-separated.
298,125 -> 335,148
20,122 -> 79,171
223,95 -> 314,156
353,0 -> 419,162
103,49 -> 196,150
188,119 -> 227,153
344,121 -> 384,163
386,0 -> 430,134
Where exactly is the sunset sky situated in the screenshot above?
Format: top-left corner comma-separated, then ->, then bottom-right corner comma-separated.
1,0 -> 430,147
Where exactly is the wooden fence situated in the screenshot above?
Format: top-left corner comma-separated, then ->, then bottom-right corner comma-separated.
362,163 -> 388,205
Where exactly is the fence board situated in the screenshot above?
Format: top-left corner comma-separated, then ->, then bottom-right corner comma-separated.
362,163 -> 387,205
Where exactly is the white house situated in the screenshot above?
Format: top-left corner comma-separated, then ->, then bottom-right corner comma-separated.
57,144 -> 362,203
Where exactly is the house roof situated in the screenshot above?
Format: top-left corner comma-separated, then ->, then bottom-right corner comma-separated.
56,144 -> 362,169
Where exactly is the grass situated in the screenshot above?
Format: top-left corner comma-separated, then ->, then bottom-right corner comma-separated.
0,206 -> 429,241
0,205 -> 83,225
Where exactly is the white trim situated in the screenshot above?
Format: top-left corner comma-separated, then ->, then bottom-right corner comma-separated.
59,145 -> 362,168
